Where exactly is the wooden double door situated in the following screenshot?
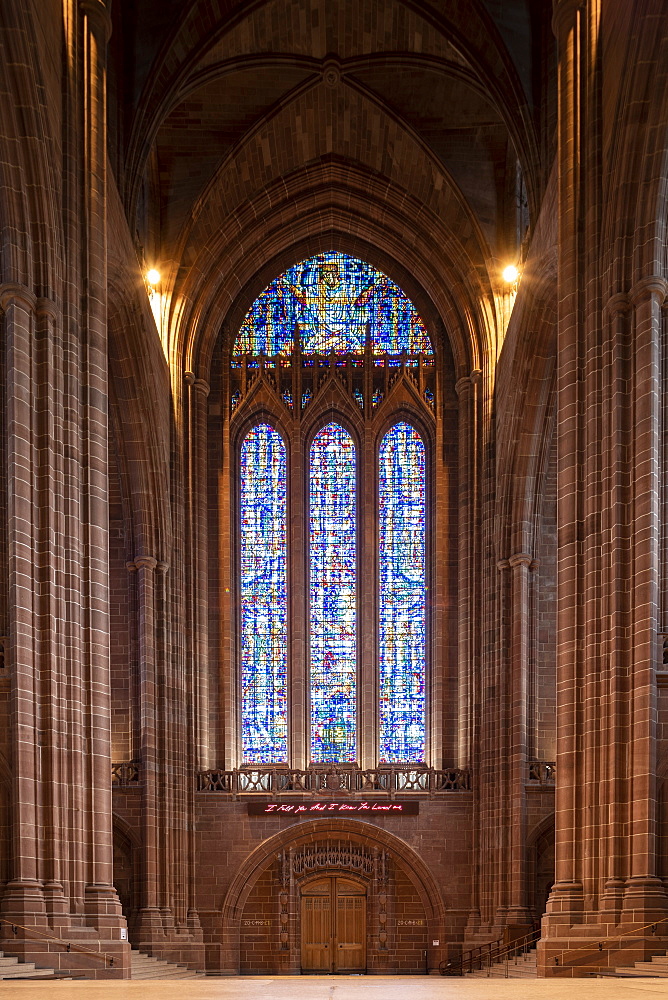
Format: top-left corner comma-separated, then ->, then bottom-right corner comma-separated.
300,876 -> 366,973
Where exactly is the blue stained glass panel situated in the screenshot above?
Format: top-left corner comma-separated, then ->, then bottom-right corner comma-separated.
240,424 -> 288,762
378,423 -> 426,761
235,252 -> 431,357
309,423 -> 357,761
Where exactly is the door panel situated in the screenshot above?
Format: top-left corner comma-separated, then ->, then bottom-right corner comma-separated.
336,893 -> 366,971
301,894 -> 331,971
300,876 -> 366,973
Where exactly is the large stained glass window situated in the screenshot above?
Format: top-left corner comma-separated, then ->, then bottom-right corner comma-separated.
309,423 -> 357,762
239,424 -> 288,762
234,252 -> 431,357
378,423 -> 426,761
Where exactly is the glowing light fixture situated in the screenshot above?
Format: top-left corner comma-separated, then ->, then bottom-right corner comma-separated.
502,264 -> 519,284
146,269 -> 161,286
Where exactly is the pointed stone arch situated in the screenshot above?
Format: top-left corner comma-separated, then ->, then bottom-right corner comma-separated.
218,818 -> 447,974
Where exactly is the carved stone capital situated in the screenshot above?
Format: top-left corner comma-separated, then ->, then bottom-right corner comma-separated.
497,559 -> 510,571
125,561 -> 138,574
628,276 -> 668,307
469,368 -> 483,385
508,552 -> 533,569
79,0 -> 112,44
551,0 -> 584,46
0,283 -> 37,314
184,371 -> 196,386
133,555 -> 158,572
455,376 -> 471,398
193,378 -> 210,397
604,292 -> 631,317
156,560 -> 170,575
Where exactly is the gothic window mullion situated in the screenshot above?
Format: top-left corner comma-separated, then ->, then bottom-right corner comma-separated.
289,418 -> 307,770
358,424 -> 377,770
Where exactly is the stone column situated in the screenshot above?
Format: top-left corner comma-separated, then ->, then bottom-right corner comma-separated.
133,555 -> 164,941
598,292 -> 632,917
506,553 -> 536,926
622,277 -> 668,919
455,374 -> 474,770
184,375 -> 207,945
457,370 -> 482,938
0,285 -> 46,928
78,0 -> 126,940
156,560 -> 176,931
544,0 -> 587,931
189,376 -> 210,769
539,0 -> 668,973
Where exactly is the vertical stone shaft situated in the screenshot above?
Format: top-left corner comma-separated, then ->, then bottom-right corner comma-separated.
0,288 -> 44,914
191,378 -> 210,768
458,371 -> 482,933
625,279 -> 667,906
289,416 -> 306,768
507,553 -> 533,922
79,0 -> 119,915
135,555 -> 161,924
455,375 -> 473,771
599,295 -> 630,911
359,423 -> 375,770
36,297 -> 68,919
552,0 -> 584,912
156,560 -> 174,921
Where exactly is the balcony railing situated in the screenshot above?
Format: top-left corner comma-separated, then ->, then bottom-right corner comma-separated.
197,765 -> 471,797
528,760 -> 556,784
111,760 -> 140,787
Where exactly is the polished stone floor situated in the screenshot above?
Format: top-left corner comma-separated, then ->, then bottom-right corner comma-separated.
1,977 -> 668,999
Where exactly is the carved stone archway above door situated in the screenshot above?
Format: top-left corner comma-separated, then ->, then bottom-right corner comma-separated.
221,819 -> 445,975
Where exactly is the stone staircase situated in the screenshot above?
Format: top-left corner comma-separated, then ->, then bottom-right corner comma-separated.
612,951 -> 668,978
0,950 -> 64,979
131,949 -> 205,979
467,949 -> 537,978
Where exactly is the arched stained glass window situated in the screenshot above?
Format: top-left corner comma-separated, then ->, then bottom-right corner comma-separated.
234,252 -> 437,769
239,424 -> 288,762
234,252 -> 431,357
378,423 -> 426,761
309,423 -> 357,762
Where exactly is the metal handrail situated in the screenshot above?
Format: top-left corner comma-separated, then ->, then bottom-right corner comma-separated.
440,926 -> 540,977
0,917 -> 117,968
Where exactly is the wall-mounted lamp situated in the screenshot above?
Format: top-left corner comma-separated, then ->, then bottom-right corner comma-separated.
502,264 -> 519,284
146,268 -> 161,286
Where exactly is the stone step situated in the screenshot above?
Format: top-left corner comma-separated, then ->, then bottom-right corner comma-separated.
130,949 -> 204,980
622,962 -> 668,977
466,950 -> 537,979
0,951 -> 57,980
0,967 -> 50,979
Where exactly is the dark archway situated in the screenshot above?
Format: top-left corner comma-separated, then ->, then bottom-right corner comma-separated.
528,815 -> 555,923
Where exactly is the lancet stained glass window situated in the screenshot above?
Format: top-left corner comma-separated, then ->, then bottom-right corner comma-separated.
234,252 -> 431,357
309,423 -> 357,762
378,423 -> 426,761
239,424 -> 288,762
